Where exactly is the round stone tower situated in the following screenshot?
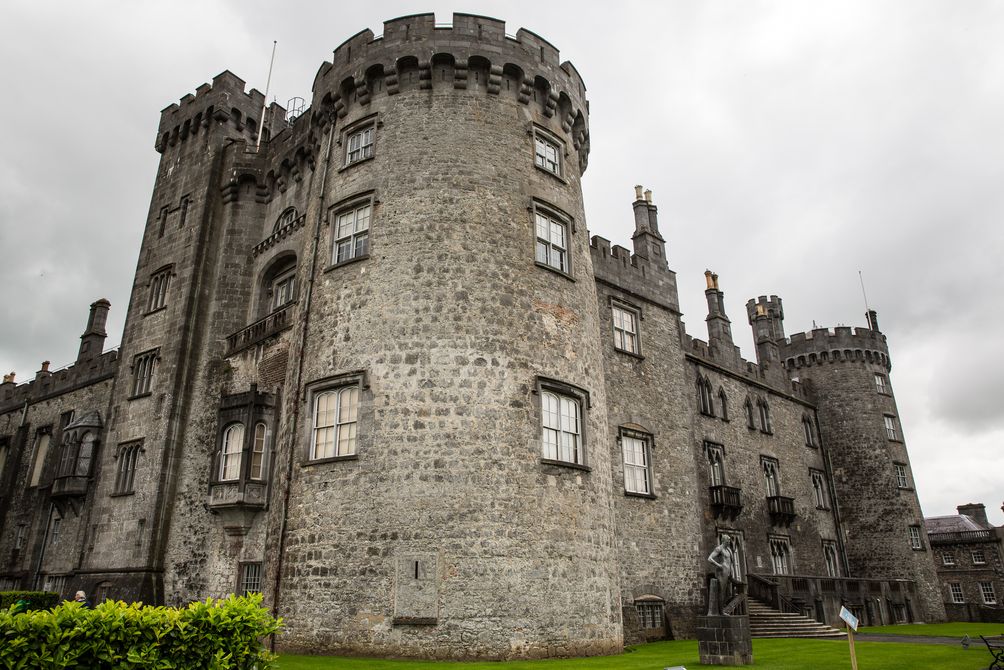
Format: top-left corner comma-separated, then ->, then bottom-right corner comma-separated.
778,309 -> 945,622
273,14 -> 619,659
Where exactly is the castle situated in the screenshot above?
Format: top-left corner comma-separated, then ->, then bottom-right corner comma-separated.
0,13 -> 945,659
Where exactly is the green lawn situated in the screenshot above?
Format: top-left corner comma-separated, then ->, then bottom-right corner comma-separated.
277,637 -> 986,669
859,621 -> 1004,638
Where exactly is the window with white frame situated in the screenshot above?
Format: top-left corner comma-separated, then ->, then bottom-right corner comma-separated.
980,581 -> 997,605
972,550 -> 987,565
540,389 -> 583,465
534,132 -> 561,175
909,525 -> 923,550
942,552 -> 956,566
894,463 -> 910,489
884,415 -> 899,440
271,270 -> 296,311
131,350 -> 158,397
810,470 -> 829,509
239,562 -> 263,595
621,432 -> 651,495
769,536 -> 792,575
219,423 -> 245,481
311,386 -> 359,460
705,442 -> 726,487
950,583 -> 964,604
823,541 -> 840,577
148,267 -> 171,312
332,201 -> 371,265
612,304 -> 639,354
114,442 -> 141,495
345,126 -> 374,164
250,423 -> 267,480
874,373 -> 889,395
534,207 -> 570,274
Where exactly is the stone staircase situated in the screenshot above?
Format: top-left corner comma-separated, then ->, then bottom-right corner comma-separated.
748,598 -> 846,638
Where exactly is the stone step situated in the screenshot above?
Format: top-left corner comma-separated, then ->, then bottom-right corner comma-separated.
747,597 -> 846,639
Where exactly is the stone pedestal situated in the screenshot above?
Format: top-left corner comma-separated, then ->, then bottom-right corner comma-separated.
696,615 -> 753,666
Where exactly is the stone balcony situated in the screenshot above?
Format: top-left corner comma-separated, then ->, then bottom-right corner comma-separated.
709,485 -> 743,521
224,303 -> 294,356
51,475 -> 89,498
766,495 -> 796,526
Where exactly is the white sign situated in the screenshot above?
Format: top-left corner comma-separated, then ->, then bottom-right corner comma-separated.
839,606 -> 859,632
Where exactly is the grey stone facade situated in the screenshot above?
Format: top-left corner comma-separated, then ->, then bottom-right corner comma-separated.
0,13 -> 944,659
926,503 -> 1004,622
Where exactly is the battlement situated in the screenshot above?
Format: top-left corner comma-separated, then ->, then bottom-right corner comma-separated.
746,295 -> 783,325
310,13 -> 589,169
590,235 -> 679,312
781,326 -> 891,371
156,70 -> 287,154
682,333 -> 810,401
0,348 -> 119,413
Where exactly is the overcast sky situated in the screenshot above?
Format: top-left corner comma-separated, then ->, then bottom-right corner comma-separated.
2,1 -> 1001,524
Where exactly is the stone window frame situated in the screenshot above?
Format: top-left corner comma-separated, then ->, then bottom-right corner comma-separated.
972,550 -> 987,565
980,581 -> 997,605
893,462 -> 911,490
57,428 -> 97,479
883,414 -> 900,441
146,264 -> 173,315
531,124 -> 565,181
744,397 -> 756,430
129,349 -> 159,399
802,415 -> 817,448
757,397 -> 773,434
341,114 -> 377,168
619,426 -> 655,499
717,529 -> 748,582
949,582 -> 964,604
908,524 -> 925,551
531,199 -> 575,281
635,597 -> 665,629
696,375 -> 715,417
761,455 -> 781,497
874,373 -> 890,395
704,441 -> 727,487
238,561 -> 264,595
718,388 -> 729,422
28,426 -> 53,488
809,469 -> 829,510
302,370 -> 368,466
822,540 -> 840,577
112,440 -> 143,497
610,299 -> 642,357
14,524 -> 27,551
326,191 -> 376,271
941,551 -> 956,567
535,376 -> 591,471
768,534 -> 793,575
178,195 -> 191,229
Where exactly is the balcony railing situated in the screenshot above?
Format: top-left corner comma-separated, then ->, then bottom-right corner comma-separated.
767,495 -> 796,526
928,529 -> 996,545
224,303 -> 294,356
709,485 -> 743,520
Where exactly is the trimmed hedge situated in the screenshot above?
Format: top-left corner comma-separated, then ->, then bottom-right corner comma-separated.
0,593 -> 281,669
0,591 -> 58,611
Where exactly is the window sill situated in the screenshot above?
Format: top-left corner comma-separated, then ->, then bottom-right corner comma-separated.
760,430 -> 774,436
110,491 -> 135,498
324,254 -> 370,274
303,454 -> 359,467
911,547 -> 927,552
540,458 -> 591,472
614,347 -> 644,360
128,392 -> 152,401
535,261 -> 574,282
534,164 -> 568,185
625,490 -> 657,500
338,154 -> 375,173
896,486 -> 914,492
393,616 -> 437,626
698,411 -> 716,419
144,306 -> 167,317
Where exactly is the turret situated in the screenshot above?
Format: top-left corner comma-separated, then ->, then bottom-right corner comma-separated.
630,185 -> 667,265
745,295 -> 784,368
77,299 -> 110,364
703,270 -> 733,348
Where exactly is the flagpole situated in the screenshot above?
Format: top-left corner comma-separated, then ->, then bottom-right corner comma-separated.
256,40 -> 277,152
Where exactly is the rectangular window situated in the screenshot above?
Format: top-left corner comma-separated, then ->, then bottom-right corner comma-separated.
239,562 -> 263,595
271,271 -> 295,310
148,267 -> 171,312
942,552 -> 956,566
29,431 -> 51,488
178,196 -> 190,228
621,434 -> 651,495
42,575 -> 67,597
114,442 -> 141,495
131,350 -> 158,397
535,210 -> 569,274
980,582 -> 997,605
14,524 -> 27,550
332,202 -> 371,265
346,126 -> 374,164
972,550 -> 986,565
884,415 -> 899,440
950,583 -> 964,604
909,525 -> 923,550
311,386 -> 360,460
49,515 -> 61,545
612,304 -> 639,354
250,423 -> 267,480
534,134 -> 561,175
541,389 -> 582,465
810,470 -> 829,509
874,373 -> 889,395
894,463 -> 910,489
635,600 -> 664,629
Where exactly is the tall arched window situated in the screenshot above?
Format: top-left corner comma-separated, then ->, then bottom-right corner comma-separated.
744,397 -> 756,429
250,422 -> 267,480
76,432 -> 95,476
220,424 -> 245,481
718,388 -> 728,421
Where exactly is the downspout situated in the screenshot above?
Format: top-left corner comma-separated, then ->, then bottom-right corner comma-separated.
32,503 -> 54,591
269,114 -> 336,641
817,410 -> 851,578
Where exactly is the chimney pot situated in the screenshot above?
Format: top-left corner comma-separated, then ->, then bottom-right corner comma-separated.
41,361 -> 50,372
634,185 -> 644,200
644,189 -> 652,203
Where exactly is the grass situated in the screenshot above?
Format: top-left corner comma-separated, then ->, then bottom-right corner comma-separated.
276,637 -> 987,669
859,621 -> 1004,637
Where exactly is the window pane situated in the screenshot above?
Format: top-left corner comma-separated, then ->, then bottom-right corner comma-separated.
550,221 -> 565,248
337,213 -> 355,239
535,213 -> 549,240
355,205 -> 371,232
541,393 -> 559,430
552,248 -> 566,272
354,233 -> 368,257
338,387 -> 359,424
542,427 -> 558,460
536,241 -> 549,265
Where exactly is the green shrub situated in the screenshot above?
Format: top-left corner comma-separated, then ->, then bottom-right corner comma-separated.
0,592 -> 281,669
0,591 -> 58,611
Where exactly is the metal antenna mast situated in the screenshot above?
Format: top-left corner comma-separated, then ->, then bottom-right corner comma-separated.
858,270 -> 870,311
256,40 -> 277,152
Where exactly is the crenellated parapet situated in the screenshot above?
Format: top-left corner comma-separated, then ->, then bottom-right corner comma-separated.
682,333 -> 811,401
309,12 -> 590,170
781,326 -> 891,372
0,349 -> 119,413
155,70 -> 287,154
590,235 -> 679,313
